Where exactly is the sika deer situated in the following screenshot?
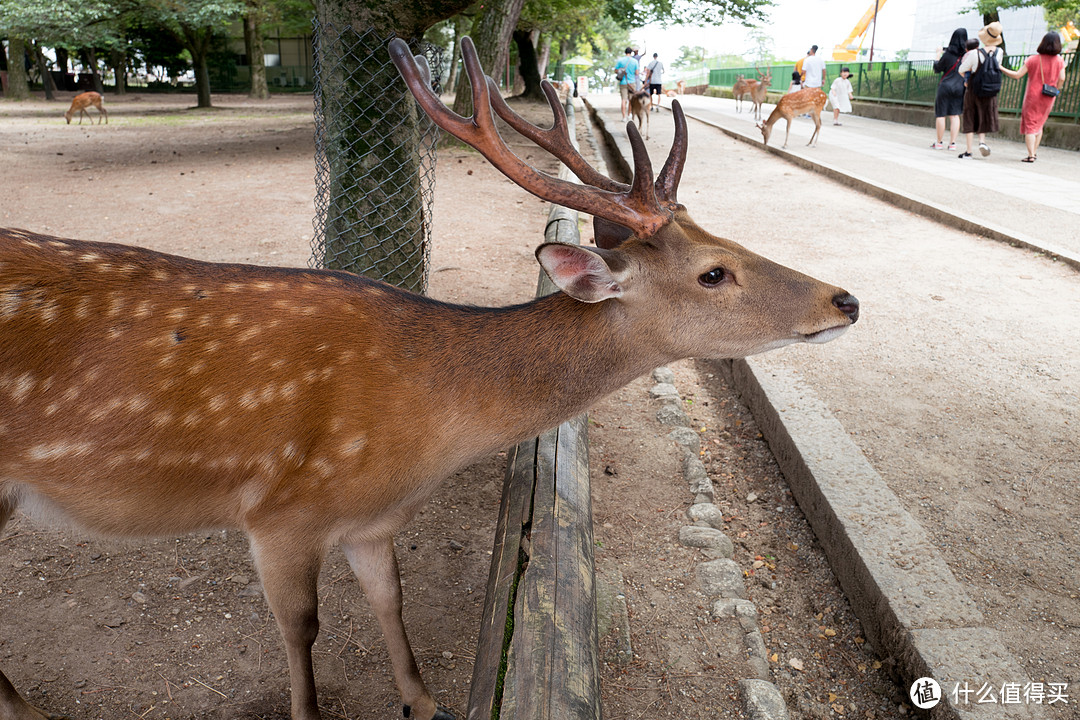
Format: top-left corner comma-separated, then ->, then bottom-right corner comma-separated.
64,91 -> 108,125
759,87 -> 829,148
629,87 -> 652,139
749,68 -> 772,121
732,74 -> 755,113
0,37 -> 858,720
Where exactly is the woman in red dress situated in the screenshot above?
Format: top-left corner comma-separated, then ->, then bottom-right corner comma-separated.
1002,32 -> 1067,162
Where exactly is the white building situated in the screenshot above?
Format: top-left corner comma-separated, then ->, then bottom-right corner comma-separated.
909,0 -> 1048,60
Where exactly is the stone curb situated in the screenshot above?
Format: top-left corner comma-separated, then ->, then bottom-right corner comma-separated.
586,98 -> 1047,720
651,367 -> 790,720
718,358 -> 1044,720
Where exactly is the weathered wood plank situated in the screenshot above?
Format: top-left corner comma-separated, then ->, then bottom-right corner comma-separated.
467,97 -> 599,720
466,439 -> 537,720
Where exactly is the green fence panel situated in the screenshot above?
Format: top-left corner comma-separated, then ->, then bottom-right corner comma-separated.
706,52 -> 1078,122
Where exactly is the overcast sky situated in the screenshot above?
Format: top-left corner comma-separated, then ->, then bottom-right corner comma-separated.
633,0 -> 918,63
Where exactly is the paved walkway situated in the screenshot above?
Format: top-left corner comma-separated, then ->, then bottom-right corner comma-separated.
584,92 -> 1079,720
616,92 -> 1080,267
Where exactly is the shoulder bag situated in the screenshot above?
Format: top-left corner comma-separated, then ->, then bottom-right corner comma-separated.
1041,57 -> 1060,97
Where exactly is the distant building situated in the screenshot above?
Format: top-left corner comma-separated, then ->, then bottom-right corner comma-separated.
909,0 -> 1047,60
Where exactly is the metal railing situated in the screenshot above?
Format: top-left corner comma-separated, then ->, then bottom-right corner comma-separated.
707,52 -> 1079,121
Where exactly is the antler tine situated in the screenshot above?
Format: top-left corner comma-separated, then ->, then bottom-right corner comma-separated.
388,37 -> 487,147
654,100 -> 687,203
485,77 -> 627,193
625,120 -> 658,210
389,36 -> 671,239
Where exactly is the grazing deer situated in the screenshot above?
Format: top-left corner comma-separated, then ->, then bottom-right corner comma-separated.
629,87 -> 652,139
0,36 -> 858,720
758,87 -> 829,148
676,79 -> 686,95
64,91 -> 108,125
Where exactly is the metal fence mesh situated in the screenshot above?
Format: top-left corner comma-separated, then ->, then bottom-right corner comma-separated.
310,22 -> 443,294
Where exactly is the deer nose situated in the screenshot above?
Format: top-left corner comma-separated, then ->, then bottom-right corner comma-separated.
832,293 -> 859,324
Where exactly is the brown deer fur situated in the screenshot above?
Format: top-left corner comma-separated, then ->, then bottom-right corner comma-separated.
0,38 -> 858,720
758,87 -> 829,148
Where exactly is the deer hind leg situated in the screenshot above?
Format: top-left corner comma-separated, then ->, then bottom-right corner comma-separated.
0,498 -> 68,720
249,533 -> 325,720
342,538 -> 453,720
808,113 -> 822,147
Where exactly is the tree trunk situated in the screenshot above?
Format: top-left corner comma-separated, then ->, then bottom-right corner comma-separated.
82,49 -> 105,94
34,43 -> 56,100
244,4 -> 270,99
445,14 -> 467,95
451,0 -> 525,117
513,28 -> 545,100
553,37 -> 570,81
110,49 -> 127,94
181,26 -> 214,108
5,37 -> 30,99
537,34 -> 551,80
312,0 -> 472,293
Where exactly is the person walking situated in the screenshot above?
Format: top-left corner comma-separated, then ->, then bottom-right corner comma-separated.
957,22 -> 1004,159
1001,32 -> 1067,162
830,67 -> 854,125
802,45 -> 827,89
932,28 -> 968,150
615,48 -> 639,122
645,53 -> 665,111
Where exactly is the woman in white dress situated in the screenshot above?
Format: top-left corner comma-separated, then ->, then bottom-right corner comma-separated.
829,67 -> 854,125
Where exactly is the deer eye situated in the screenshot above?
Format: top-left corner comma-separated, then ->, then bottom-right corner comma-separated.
699,267 -> 728,287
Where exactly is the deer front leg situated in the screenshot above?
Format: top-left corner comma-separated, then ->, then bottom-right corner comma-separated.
249,534 -> 325,720
783,117 -> 793,148
0,500 -> 68,720
342,538 -> 454,720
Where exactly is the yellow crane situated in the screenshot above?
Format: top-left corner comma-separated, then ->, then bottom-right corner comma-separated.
832,0 -> 889,61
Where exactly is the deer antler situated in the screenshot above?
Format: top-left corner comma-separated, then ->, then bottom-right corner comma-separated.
486,80 -> 688,206
388,36 -> 675,238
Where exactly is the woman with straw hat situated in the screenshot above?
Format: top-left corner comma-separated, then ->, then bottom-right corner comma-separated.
957,21 -> 1004,159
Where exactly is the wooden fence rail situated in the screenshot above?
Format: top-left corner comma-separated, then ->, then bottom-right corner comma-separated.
466,100 -> 602,720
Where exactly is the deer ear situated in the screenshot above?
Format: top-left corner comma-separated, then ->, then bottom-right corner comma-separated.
536,243 -> 627,303
593,216 -> 634,249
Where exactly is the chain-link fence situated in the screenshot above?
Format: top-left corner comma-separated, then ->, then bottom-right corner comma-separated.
310,23 -> 444,295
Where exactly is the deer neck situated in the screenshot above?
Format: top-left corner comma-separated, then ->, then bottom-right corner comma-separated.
394,290 -> 669,448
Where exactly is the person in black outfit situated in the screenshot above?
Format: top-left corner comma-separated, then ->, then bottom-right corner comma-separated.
931,28 -> 968,150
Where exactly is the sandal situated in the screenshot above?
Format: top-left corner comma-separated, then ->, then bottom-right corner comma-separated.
1021,156 -> 1037,163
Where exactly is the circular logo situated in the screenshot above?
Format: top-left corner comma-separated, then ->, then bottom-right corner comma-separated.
910,677 -> 942,709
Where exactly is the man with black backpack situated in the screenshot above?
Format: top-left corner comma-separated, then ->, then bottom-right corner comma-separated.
957,21 -> 1005,159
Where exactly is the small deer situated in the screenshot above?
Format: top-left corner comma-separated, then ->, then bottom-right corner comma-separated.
732,74 -> 755,113
749,68 -> 772,121
733,65 -> 770,116
629,87 -> 652,139
0,37 -> 857,720
758,87 -> 829,148
64,91 -> 108,125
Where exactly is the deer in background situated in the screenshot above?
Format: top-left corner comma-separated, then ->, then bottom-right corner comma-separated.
663,79 -> 687,98
748,68 -> 772,121
758,87 -> 828,148
64,91 -> 108,125
0,36 -> 858,720
629,87 -> 652,139
733,65 -> 769,116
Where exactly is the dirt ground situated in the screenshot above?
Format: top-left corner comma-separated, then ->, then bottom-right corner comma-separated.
0,90 -> 937,720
